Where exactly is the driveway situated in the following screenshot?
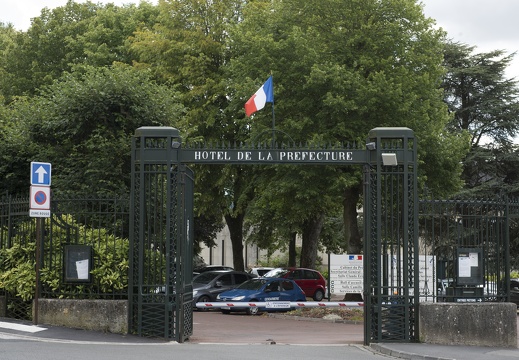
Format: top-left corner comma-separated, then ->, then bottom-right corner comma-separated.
189,310 -> 364,345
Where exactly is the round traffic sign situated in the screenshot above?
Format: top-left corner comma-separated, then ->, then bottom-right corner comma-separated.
34,191 -> 47,205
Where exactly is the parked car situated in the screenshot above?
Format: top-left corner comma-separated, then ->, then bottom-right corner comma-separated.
193,270 -> 253,309
248,267 -> 274,277
195,265 -> 234,273
263,267 -> 326,301
509,279 -> 519,307
216,277 -> 307,315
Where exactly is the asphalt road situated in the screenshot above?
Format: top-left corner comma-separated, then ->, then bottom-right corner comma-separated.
0,312 -> 393,360
2,311 -> 519,360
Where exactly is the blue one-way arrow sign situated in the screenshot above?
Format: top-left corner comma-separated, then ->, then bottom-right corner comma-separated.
30,162 -> 51,186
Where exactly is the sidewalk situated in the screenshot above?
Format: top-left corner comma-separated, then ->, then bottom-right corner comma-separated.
372,342 -> 519,360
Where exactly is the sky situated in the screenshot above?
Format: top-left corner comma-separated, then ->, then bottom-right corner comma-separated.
1,0 -> 518,80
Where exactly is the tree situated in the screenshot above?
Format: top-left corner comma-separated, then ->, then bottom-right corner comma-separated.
0,1 -> 159,101
227,0 -> 467,266
131,0 -> 252,270
13,65 -> 184,195
442,41 -> 519,196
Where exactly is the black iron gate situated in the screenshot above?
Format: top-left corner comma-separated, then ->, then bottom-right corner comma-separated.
418,195 -> 513,304
129,127 -> 194,341
128,126 -> 419,344
363,128 -> 418,343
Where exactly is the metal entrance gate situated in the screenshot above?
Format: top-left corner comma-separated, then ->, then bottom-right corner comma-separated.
363,128 -> 418,343
129,128 -> 194,341
129,126 -> 418,344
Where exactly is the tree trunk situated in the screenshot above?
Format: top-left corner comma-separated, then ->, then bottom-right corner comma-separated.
343,185 -> 363,254
288,232 -> 297,267
224,213 -> 245,271
300,213 -> 325,268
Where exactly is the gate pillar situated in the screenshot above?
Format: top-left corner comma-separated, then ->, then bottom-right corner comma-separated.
129,126 -> 194,341
363,127 -> 418,344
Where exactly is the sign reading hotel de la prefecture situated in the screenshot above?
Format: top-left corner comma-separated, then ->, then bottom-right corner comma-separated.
183,148 -> 360,164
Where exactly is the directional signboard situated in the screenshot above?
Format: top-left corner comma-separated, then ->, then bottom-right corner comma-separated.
30,162 -> 52,186
30,161 -> 51,218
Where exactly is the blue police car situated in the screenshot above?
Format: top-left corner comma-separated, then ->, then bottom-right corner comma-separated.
216,277 -> 306,315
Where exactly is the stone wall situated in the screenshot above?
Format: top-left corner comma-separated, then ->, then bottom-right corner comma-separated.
35,299 -> 128,334
419,302 -> 517,348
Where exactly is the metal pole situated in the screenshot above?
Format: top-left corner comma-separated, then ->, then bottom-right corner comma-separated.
34,218 -> 42,325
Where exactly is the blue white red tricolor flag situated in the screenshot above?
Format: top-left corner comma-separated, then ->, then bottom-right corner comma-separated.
349,255 -> 363,260
244,76 -> 274,117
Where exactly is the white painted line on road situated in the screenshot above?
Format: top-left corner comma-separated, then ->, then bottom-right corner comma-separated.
0,321 -> 47,333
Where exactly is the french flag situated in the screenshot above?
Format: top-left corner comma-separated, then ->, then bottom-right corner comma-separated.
244,76 -> 274,117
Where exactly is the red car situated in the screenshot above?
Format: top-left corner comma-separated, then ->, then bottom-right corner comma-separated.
263,267 -> 326,301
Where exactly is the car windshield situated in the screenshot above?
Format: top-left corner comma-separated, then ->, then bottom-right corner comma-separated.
257,269 -> 271,276
264,268 -> 289,277
237,279 -> 268,290
193,272 -> 220,284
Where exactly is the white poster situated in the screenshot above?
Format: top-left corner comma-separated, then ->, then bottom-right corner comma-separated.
76,259 -> 90,280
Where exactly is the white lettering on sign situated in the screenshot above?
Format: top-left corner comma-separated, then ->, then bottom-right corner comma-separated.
265,297 -> 280,301
279,151 -> 351,161
192,150 -> 354,163
194,151 -> 232,161
29,210 -> 51,218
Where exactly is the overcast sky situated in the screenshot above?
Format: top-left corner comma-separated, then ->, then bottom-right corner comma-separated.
1,0 -> 518,79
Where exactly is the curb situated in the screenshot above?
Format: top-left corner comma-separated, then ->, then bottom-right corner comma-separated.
370,343 -> 455,360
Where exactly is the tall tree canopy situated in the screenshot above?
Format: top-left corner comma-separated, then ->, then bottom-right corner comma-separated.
0,0 -> 479,269
442,42 -> 519,195
1,65 -> 184,195
228,0 -> 468,263
0,0 -> 159,101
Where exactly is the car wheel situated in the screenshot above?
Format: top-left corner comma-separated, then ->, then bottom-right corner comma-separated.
313,289 -> 324,301
247,306 -> 260,315
221,309 -> 231,314
197,295 -> 211,311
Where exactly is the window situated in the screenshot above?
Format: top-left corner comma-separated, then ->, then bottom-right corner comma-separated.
268,281 -> 280,292
282,281 -> 294,291
304,270 -> 319,280
234,273 -> 249,284
218,274 -> 232,286
292,270 -> 303,279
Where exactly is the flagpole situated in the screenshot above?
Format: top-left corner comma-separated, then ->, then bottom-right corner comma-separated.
271,75 -> 275,147
271,103 -> 276,148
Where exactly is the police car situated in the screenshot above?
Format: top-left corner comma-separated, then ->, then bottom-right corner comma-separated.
216,278 -> 306,315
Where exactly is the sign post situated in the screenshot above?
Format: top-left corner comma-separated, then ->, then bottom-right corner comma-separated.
29,161 -> 51,325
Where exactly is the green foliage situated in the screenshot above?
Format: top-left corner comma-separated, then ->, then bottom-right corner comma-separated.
0,1 -> 160,100
0,215 -> 132,300
19,65 -> 183,195
0,0 -> 516,273
0,242 -> 37,301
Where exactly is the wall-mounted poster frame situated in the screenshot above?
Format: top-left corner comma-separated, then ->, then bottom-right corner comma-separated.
456,248 -> 483,286
64,245 -> 93,283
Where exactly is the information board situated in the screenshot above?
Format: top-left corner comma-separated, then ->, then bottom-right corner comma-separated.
329,253 -> 436,301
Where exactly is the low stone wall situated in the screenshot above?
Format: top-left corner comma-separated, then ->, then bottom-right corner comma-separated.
419,302 -> 517,348
35,299 -> 128,334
